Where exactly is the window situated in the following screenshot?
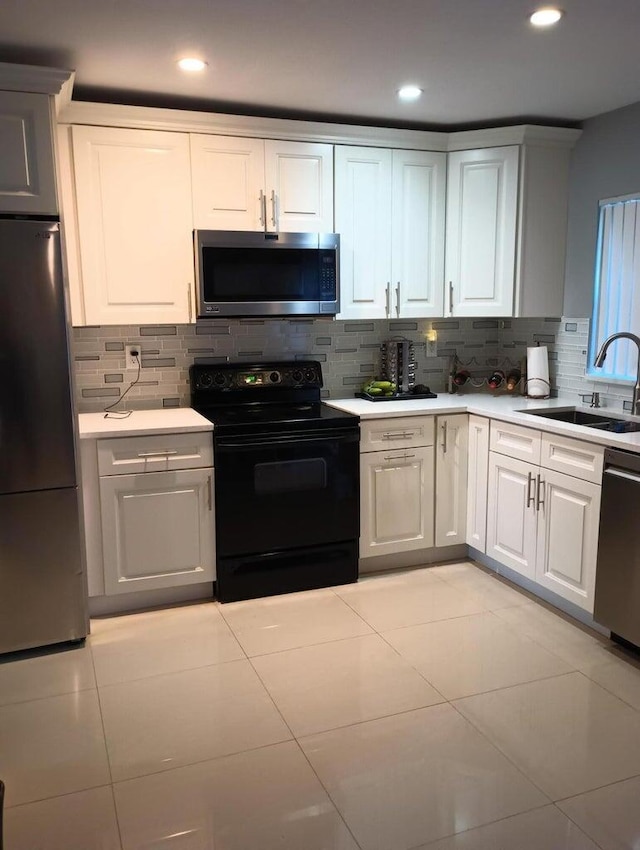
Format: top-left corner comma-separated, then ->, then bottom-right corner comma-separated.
588,193 -> 640,382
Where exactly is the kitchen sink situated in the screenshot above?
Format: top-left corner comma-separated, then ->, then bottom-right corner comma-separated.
523,407 -> 640,433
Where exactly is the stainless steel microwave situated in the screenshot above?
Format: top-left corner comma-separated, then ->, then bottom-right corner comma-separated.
194,230 -> 340,318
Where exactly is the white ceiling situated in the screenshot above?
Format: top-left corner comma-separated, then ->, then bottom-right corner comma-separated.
1,0 -> 639,127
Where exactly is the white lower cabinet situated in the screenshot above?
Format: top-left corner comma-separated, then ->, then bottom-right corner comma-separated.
435,414 -> 468,547
487,453 -> 538,580
359,415 -> 435,558
466,415 -> 489,552
486,423 -> 604,612
100,468 -> 215,595
360,446 -> 435,557
83,430 -> 216,600
535,468 -> 601,612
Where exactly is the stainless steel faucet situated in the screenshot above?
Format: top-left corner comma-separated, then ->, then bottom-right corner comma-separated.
594,332 -> 640,415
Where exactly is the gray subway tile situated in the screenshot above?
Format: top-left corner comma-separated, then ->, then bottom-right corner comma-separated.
141,357 -> 176,368
81,387 -> 120,398
139,325 -> 177,336
432,321 -> 460,330
196,324 -> 230,335
315,337 -> 332,346
344,322 -> 375,333
104,373 -> 124,383
237,350 -> 263,358
104,341 -> 125,351
472,320 -> 499,329
162,398 -> 181,408
74,355 -> 100,362
389,321 -> 418,331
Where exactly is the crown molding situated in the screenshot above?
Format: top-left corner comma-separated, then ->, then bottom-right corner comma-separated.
0,62 -> 72,95
447,124 -> 582,150
57,100 -> 581,151
57,101 -> 451,150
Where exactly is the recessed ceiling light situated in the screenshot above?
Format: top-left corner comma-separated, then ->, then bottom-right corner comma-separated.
177,57 -> 207,72
529,7 -> 564,26
398,85 -> 423,102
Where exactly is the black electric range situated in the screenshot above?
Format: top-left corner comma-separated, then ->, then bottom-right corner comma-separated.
190,361 -> 360,602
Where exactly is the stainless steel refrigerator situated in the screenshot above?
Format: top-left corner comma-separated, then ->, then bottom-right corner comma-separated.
0,218 -> 87,654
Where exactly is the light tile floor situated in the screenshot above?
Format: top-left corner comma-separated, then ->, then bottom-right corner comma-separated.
3,561 -> 640,849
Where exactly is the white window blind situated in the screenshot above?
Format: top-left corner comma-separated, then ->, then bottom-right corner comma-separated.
589,193 -> 640,381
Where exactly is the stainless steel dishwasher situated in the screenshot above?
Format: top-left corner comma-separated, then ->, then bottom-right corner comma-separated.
594,447 -> 640,648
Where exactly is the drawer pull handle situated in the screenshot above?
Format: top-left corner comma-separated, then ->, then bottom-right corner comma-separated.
384,453 -> 415,461
382,432 -> 414,440
207,474 -> 212,511
137,450 -> 179,458
536,474 -> 545,511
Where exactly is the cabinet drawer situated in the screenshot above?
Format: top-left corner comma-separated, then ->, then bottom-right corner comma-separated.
490,421 -> 541,464
97,432 -> 213,475
540,433 -> 604,484
360,416 -> 434,452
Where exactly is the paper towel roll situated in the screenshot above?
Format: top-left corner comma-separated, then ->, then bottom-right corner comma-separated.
527,346 -> 550,398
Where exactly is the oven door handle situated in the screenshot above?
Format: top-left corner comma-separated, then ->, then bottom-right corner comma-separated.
216,431 -> 359,449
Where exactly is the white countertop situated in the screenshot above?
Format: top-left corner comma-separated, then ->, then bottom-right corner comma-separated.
326,393 -> 640,453
77,395 -> 640,453
78,408 -> 213,440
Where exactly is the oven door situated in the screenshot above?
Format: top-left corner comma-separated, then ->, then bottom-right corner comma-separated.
214,427 -> 359,557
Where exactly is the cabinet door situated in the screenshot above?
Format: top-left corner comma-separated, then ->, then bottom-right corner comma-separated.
100,468 -> 215,595
335,146 -> 392,320
360,446 -> 434,557
466,415 -> 489,552
0,91 -> 56,215
391,150 -> 446,318
446,146 -> 519,317
264,140 -> 334,233
72,126 -> 194,325
535,469 -> 600,612
486,453 -> 537,579
435,414 -> 468,547
191,134 -> 265,230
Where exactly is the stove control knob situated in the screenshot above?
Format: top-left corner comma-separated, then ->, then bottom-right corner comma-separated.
304,368 -> 316,383
291,369 -> 304,384
198,372 -> 213,388
213,372 -> 226,387
269,371 -> 281,384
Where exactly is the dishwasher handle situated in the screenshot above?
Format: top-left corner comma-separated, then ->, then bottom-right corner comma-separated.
604,467 -> 640,485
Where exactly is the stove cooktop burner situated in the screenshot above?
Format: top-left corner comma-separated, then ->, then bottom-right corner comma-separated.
189,360 -> 358,435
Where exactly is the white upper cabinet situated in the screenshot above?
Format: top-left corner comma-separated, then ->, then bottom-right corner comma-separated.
190,135 -> 265,231
264,140 -> 334,232
445,140 -> 573,318
191,135 -> 333,233
446,146 -> 519,317
335,146 -> 393,320
336,145 -> 445,320
71,126 -> 194,325
391,150 -> 446,318
0,91 -> 57,215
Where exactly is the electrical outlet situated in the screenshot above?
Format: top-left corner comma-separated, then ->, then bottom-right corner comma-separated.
125,344 -> 140,370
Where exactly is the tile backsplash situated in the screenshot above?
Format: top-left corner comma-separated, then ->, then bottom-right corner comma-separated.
71,316 -> 633,413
